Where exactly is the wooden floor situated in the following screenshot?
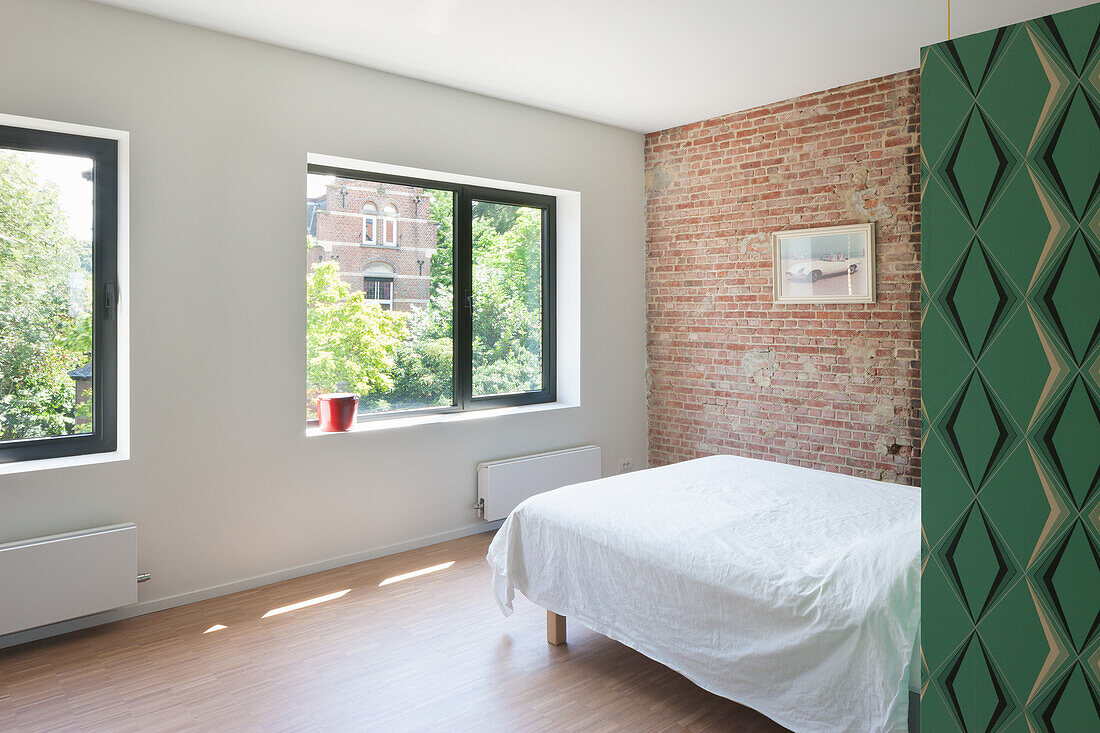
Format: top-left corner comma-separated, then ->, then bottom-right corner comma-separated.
0,531 -> 789,732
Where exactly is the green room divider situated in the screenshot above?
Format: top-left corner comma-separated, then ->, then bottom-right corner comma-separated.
921,3 -> 1100,729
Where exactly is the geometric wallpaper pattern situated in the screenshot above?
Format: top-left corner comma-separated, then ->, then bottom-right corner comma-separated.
921,3 -> 1100,730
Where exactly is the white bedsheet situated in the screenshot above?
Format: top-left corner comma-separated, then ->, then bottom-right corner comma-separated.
486,455 -> 920,733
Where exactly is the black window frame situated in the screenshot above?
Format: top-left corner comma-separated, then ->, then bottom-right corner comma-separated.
308,164 -> 556,422
0,124 -> 119,463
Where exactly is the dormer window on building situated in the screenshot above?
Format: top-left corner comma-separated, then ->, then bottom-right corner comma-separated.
362,202 -> 378,245
381,203 -> 398,246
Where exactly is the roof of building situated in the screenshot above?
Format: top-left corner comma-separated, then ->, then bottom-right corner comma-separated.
307,194 -> 327,238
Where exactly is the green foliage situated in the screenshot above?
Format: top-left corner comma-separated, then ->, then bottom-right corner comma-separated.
381,303 -> 453,410
427,188 -> 453,319
61,295 -> 93,355
0,152 -> 90,440
472,200 -> 520,234
471,206 -> 542,395
305,260 -> 406,417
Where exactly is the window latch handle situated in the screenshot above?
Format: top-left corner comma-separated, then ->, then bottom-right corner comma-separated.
465,290 -> 474,311
104,282 -> 119,320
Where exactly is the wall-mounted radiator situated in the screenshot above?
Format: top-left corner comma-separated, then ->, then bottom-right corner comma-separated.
477,445 -> 601,521
0,523 -> 138,636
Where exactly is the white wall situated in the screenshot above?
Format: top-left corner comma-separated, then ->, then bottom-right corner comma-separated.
0,0 -> 646,639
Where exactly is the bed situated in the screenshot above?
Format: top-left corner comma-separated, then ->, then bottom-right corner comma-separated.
486,455 -> 920,733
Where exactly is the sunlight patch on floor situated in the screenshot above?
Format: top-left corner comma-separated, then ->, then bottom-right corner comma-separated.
261,589 -> 351,618
203,624 -> 228,634
378,561 -> 455,586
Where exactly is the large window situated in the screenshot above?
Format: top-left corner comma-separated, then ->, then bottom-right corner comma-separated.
0,125 -> 118,462
306,166 -> 555,422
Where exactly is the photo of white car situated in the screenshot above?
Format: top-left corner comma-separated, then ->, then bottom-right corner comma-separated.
772,223 -> 875,303
785,257 -> 859,282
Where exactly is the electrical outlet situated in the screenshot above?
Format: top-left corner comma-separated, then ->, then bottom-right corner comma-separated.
619,458 -> 633,473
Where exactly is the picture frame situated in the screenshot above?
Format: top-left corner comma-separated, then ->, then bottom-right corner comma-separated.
771,222 -> 876,304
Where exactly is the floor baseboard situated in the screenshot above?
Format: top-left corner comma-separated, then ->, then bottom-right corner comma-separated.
0,519 -> 502,650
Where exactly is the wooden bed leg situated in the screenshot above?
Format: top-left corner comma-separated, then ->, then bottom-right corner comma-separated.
547,611 -> 566,646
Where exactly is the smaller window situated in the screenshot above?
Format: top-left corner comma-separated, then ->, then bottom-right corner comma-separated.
364,278 -> 393,310
362,262 -> 395,310
382,204 -> 398,246
362,202 -> 378,245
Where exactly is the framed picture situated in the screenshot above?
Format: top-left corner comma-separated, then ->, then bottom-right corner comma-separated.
772,222 -> 875,304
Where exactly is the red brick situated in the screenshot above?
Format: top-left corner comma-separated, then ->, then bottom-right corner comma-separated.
644,70 -> 921,485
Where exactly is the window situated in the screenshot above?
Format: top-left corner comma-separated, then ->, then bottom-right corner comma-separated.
381,204 -> 398,246
362,263 -> 395,310
305,166 -> 555,422
363,278 -> 393,309
0,124 -> 118,462
362,202 -> 377,245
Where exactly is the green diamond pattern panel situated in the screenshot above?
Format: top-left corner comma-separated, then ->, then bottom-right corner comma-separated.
978,446 -> 1052,569
923,305 -> 977,422
979,578 -> 1057,707
940,503 -> 1018,622
943,27 -> 1011,96
939,632 -> 1017,732
1036,521 -> 1100,652
939,371 -> 1017,490
940,107 -> 1017,226
923,3 -> 1100,729
979,308 -> 1055,430
922,47 -> 979,169
1034,234 -> 1100,365
1034,7 -> 1100,76
1036,88 -> 1100,219
922,175 -> 976,293
923,554 -> 981,677
938,238 -> 1018,360
1036,664 -> 1100,730
978,169 -> 1054,292
1037,377 -> 1100,510
980,26 -> 1057,154
922,430 -> 978,548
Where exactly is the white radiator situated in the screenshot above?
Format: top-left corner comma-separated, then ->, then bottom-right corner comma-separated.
0,523 -> 138,636
477,445 -> 601,521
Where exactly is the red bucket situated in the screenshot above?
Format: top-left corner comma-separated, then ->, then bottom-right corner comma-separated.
317,393 -> 359,432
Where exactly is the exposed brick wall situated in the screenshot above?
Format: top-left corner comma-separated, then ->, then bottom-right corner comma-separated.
644,70 -> 921,485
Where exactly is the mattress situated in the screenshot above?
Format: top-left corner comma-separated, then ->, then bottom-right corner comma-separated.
486,455 -> 921,733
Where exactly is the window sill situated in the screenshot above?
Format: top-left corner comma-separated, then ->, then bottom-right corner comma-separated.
0,449 -> 129,476
306,400 -> 578,437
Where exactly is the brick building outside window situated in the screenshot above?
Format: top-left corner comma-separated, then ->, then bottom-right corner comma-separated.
307,177 -> 439,312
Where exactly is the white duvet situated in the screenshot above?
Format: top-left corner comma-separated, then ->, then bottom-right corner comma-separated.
486,455 -> 920,733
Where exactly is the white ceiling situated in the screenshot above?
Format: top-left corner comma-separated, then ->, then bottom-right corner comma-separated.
89,0 -> 1094,132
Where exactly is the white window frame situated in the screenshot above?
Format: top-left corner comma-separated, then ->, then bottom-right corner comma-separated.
381,217 -> 397,246
362,214 -> 378,245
